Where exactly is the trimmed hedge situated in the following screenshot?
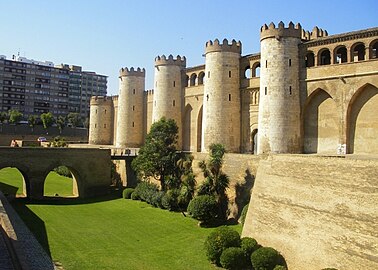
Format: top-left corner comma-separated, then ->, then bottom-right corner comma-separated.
239,203 -> 249,225
241,237 -> 259,258
273,265 -> 287,270
187,195 -> 218,223
161,189 -> 180,211
204,226 -> 241,266
220,247 -> 248,270
251,247 -> 281,270
122,188 -> 135,199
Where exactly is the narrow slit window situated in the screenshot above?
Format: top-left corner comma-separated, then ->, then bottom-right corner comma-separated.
94,123 -> 97,128
289,59 -> 292,66
104,109 -> 107,114
228,94 -> 231,101
132,105 -> 135,111
208,71 -> 210,78
265,87 -> 267,95
132,122 -> 134,127
133,89 -> 136,94
289,86 -> 292,95
229,71 -> 231,78
173,100 -> 175,107
173,81 -> 176,87
266,60 -> 268,68
95,109 -> 97,114
104,124 -> 106,128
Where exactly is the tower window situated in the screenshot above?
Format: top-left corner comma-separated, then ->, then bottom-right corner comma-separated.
95,123 -> 97,128
208,71 -> 210,78
289,59 -> 292,66
173,100 -> 175,106
228,94 -> 231,101
104,124 -> 106,128
104,109 -> 107,114
132,105 -> 135,111
173,81 -> 176,87
266,60 -> 268,68
133,89 -> 136,94
132,122 -> 134,127
289,86 -> 292,95
95,109 -> 97,114
229,71 -> 231,78
265,87 -> 267,95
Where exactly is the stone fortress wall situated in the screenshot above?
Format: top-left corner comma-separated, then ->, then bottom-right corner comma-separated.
88,22 -> 378,156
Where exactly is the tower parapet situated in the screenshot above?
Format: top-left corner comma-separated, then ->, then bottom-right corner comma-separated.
154,55 -> 186,67
119,67 -> 145,77
205,38 -> 242,54
260,21 -> 302,41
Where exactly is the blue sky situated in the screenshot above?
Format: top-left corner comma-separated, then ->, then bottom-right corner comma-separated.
0,0 -> 377,95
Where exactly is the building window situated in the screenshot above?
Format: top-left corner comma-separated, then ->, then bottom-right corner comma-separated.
104,124 -> 106,128
173,81 -> 176,87
132,105 -> 135,111
265,87 -> 267,95
208,71 -> 210,78
133,89 -> 136,94
132,122 -> 134,127
173,100 -> 175,107
104,109 -> 107,114
95,123 -> 97,128
266,60 -> 268,68
289,59 -> 292,66
228,94 -> 231,101
289,86 -> 292,95
229,71 -> 231,78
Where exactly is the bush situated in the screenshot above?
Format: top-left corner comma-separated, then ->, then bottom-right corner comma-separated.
122,188 -> 135,199
239,203 -> 249,225
54,166 -> 72,178
131,191 -> 139,200
220,247 -> 247,270
251,247 -> 281,270
187,195 -> 218,223
161,189 -> 180,211
241,237 -> 259,258
151,191 -> 164,208
273,265 -> 287,270
133,181 -> 159,204
204,226 -> 241,266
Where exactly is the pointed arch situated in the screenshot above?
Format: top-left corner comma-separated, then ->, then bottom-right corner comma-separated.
183,104 -> 193,151
347,83 -> 378,154
197,105 -> 203,152
303,88 -> 339,154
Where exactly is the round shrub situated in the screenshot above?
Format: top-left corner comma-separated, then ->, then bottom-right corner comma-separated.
187,195 -> 218,223
241,237 -> 259,258
151,191 -> 164,208
130,191 -> 139,200
220,247 -> 248,270
251,247 -> 281,270
239,203 -> 249,225
122,188 -> 135,199
273,265 -> 287,270
161,189 -> 180,211
204,226 -> 241,266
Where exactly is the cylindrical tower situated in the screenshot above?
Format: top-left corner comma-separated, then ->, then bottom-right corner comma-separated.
201,38 -> 242,152
257,21 -> 302,154
116,67 -> 145,148
153,55 -> 186,149
88,96 -> 113,145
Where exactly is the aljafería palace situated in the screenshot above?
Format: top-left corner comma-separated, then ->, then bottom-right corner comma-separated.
88,21 -> 378,156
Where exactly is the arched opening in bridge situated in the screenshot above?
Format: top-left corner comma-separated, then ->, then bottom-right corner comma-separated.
43,166 -> 78,198
0,167 -> 27,197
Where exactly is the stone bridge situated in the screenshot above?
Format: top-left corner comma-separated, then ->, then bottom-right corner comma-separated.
0,147 -> 111,199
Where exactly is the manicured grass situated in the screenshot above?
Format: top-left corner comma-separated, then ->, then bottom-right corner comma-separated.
0,167 -> 74,197
1,168 -> 242,270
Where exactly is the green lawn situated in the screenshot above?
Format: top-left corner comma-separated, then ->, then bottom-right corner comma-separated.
0,167 -> 74,197
0,168 -> 242,270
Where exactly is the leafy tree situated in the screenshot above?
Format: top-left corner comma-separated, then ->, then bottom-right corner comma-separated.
40,112 -> 54,130
83,117 -> 89,129
49,136 -> 67,147
8,109 -> 23,124
131,117 -> 178,190
28,115 -> 37,131
198,143 -> 230,220
67,112 -> 82,127
56,116 -> 66,134
0,111 -> 8,124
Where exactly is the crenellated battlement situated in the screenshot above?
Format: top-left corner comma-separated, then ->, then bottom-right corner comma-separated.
301,26 -> 329,41
205,38 -> 242,54
144,89 -> 154,95
260,21 -> 302,41
119,67 -> 145,77
154,54 -> 186,67
90,96 -> 114,106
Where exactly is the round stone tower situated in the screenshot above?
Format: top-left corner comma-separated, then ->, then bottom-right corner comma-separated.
89,96 -> 113,145
153,54 -> 186,149
257,21 -> 302,154
201,39 -> 242,152
116,67 -> 145,148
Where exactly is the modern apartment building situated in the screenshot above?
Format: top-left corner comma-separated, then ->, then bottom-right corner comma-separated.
0,55 -> 107,120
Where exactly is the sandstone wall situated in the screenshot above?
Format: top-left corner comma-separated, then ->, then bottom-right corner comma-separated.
242,155 -> 378,270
